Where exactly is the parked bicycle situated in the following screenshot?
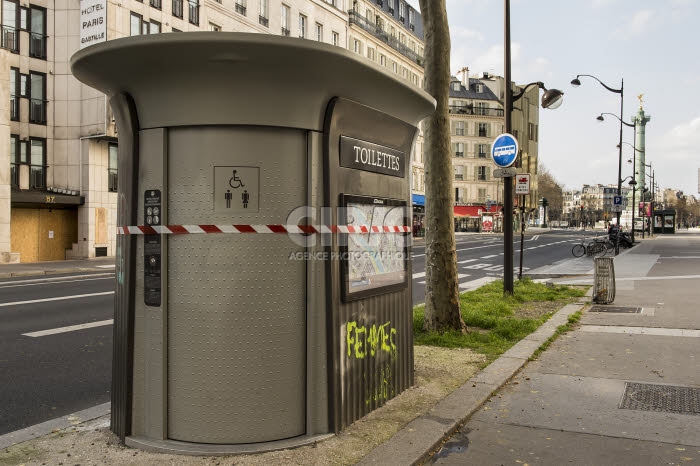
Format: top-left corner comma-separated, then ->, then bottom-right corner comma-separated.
571,236 -> 615,258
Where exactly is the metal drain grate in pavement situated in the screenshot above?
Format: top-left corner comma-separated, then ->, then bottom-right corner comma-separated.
619,382 -> 700,416
589,305 -> 641,313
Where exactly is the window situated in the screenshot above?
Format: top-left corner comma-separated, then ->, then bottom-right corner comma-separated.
529,123 -> 538,141
387,0 -> 394,14
367,47 -> 375,61
172,27 -> 182,32
150,0 -> 162,9
401,66 -> 407,79
478,166 -> 488,181
9,67 -> 18,120
29,138 -> 45,189
379,54 -> 386,67
259,0 -> 268,26
209,22 -> 220,31
29,71 -> 46,124
29,6 -> 46,59
398,1 -> 405,21
298,14 -> 306,38
366,8 -> 372,23
452,142 -> 464,157
281,4 -> 290,35
315,22 -> 322,41
477,143 -> 488,158
130,12 -> 146,35
454,121 -> 465,136
9,134 -> 19,187
454,166 -> 464,181
332,31 -> 339,46
392,61 -> 397,73
108,144 -> 118,192
2,0 -> 19,52
150,20 -> 161,33
188,0 -> 199,26
478,122 -> 487,137
353,39 -> 362,54
172,0 -> 183,18
451,82 -> 460,92
235,0 -> 246,15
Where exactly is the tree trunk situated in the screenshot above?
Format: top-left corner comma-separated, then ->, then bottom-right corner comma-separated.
418,0 -> 465,333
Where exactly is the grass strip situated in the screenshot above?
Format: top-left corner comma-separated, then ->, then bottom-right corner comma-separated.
413,278 -> 586,364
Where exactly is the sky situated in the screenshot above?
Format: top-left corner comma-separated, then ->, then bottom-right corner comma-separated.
406,0 -> 700,197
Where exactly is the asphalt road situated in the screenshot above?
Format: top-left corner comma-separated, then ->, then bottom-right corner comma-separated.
0,273 -> 114,436
0,228 -> 589,436
411,229 -> 585,304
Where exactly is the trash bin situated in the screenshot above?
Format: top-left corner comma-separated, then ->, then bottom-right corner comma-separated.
592,257 -> 615,304
71,33 -> 435,454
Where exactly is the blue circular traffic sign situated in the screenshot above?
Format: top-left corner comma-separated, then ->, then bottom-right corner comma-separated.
491,133 -> 519,168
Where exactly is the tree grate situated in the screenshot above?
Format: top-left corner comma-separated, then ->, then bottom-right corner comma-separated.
589,305 -> 641,313
619,382 -> 700,416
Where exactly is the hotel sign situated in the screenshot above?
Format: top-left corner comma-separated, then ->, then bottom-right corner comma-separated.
339,136 -> 405,178
80,0 -> 107,50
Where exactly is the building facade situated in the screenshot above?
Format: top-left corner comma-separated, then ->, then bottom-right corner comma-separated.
0,0 -> 424,262
448,68 -> 541,232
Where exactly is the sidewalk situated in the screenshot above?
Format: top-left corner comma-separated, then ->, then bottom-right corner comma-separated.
0,256 -> 115,278
2,232 -> 698,464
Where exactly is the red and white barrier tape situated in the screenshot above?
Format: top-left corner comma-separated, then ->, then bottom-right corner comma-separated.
117,225 -> 411,235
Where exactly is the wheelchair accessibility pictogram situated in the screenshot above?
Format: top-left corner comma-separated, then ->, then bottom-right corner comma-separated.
229,170 -> 245,188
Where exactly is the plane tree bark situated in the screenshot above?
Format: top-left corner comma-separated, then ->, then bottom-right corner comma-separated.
418,0 -> 465,333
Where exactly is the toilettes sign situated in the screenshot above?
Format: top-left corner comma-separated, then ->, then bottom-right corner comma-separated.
80,0 -> 107,49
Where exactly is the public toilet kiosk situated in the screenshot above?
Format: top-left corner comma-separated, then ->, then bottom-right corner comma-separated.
71,33 -> 435,455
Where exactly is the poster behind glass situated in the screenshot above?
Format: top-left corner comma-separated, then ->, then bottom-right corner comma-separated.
340,194 -> 408,301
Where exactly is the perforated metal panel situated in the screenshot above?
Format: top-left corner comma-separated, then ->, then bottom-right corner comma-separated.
166,127 -> 307,444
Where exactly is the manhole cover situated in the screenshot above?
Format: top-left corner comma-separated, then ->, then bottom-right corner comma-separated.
589,305 -> 641,313
619,382 -> 700,416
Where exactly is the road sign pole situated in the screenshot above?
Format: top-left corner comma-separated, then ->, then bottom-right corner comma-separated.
518,195 -> 525,280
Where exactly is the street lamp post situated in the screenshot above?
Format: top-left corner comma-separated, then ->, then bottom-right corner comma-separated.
503,0 -> 563,294
571,75 -> 624,254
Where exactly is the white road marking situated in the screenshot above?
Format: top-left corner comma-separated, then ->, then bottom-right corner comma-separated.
459,277 -> 498,290
480,255 -> 499,259
96,265 -> 116,269
531,235 -> 540,241
0,291 -> 114,308
23,319 -> 114,338
458,259 -> 478,264
412,272 -> 426,279
581,325 -> 700,338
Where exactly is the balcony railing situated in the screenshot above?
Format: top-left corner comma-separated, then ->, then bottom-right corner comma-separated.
10,96 -> 19,121
455,174 -> 464,180
448,105 -> 504,117
259,15 -> 269,27
172,0 -> 183,18
347,10 -> 423,66
29,99 -> 47,125
478,130 -> 487,137
454,152 -> 464,158
11,163 -> 46,189
478,152 -> 487,158
29,33 -> 47,59
454,128 -> 464,136
188,1 -> 199,25
235,3 -> 246,15
376,0 -> 383,5
281,27 -> 290,36
150,0 -> 162,8
1,26 -> 18,53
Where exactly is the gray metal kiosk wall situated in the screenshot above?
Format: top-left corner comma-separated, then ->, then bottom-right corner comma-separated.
71,33 -> 434,454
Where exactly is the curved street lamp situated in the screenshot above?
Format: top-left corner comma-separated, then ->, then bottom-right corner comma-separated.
571,74 -> 626,254
512,81 -> 565,110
